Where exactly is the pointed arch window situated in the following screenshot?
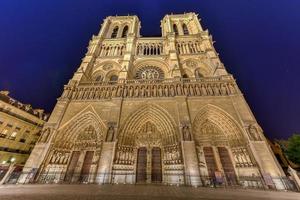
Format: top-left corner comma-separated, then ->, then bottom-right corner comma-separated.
122,25 -> 129,37
173,24 -> 178,35
182,23 -> 189,35
111,26 -> 119,38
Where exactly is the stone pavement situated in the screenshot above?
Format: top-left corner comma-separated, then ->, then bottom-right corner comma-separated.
0,184 -> 299,200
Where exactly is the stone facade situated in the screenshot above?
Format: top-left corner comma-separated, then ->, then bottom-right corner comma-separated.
19,13 -> 285,188
0,91 -> 47,182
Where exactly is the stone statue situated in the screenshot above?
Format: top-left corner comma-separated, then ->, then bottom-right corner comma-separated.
182,125 -> 191,141
106,124 -> 115,142
248,124 -> 262,141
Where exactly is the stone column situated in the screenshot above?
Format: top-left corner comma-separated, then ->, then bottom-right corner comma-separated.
72,151 -> 86,182
95,142 -> 116,184
181,141 -> 201,186
0,164 -> 15,185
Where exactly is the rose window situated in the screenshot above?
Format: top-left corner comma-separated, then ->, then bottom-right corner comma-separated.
135,66 -> 164,80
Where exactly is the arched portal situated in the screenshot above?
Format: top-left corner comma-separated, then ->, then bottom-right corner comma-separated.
114,104 -> 182,183
192,105 -> 252,185
41,111 -> 106,183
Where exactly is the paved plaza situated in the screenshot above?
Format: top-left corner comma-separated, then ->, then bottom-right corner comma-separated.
0,184 -> 299,200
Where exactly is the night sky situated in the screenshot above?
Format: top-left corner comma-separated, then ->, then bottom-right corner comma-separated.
0,0 -> 299,139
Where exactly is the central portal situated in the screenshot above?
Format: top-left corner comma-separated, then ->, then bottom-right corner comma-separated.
136,147 -> 162,183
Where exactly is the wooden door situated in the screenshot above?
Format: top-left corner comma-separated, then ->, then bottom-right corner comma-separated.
217,147 -> 237,185
151,147 -> 162,182
136,147 -> 147,183
203,147 -> 218,177
65,151 -> 80,182
80,151 -> 94,182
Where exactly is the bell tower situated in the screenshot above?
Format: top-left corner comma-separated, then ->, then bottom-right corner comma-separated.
161,12 -> 203,36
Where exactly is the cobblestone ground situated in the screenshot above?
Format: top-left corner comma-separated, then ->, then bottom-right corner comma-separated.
0,184 -> 299,200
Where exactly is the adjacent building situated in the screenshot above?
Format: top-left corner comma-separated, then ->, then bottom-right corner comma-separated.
0,91 -> 47,181
20,13 -> 287,189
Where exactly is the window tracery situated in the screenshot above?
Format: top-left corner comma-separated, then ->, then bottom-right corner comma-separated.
122,25 -> 128,37
182,23 -> 189,35
173,24 -> 178,35
111,26 -> 119,38
135,66 -> 164,80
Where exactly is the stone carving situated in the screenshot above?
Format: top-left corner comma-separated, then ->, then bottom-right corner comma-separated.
135,66 -> 164,80
114,145 -> 134,165
186,60 -> 197,68
232,147 -> 254,167
163,145 -> 182,164
40,128 -> 51,143
102,64 -> 113,71
182,123 -> 192,141
248,124 -> 263,141
67,77 -> 238,101
106,122 -> 116,142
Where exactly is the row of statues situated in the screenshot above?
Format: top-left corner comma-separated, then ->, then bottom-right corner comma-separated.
61,82 -> 237,100
231,147 -> 254,167
114,146 -> 135,165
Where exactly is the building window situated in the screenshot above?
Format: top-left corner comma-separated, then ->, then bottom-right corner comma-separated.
135,66 -> 164,80
19,138 -> 26,143
9,131 -> 17,140
182,23 -> 189,35
110,75 -> 118,82
111,26 -> 119,38
173,24 -> 178,35
122,25 -> 129,37
95,75 -> 103,82
0,129 -> 8,138
182,74 -> 189,78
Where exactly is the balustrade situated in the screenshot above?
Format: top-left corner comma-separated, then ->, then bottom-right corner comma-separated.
176,40 -> 203,55
60,77 -> 239,101
99,43 -> 126,57
136,39 -> 164,56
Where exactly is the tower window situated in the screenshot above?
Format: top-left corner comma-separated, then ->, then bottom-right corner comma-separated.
111,26 -> 119,38
122,25 -> 129,37
182,23 -> 189,35
173,24 -> 178,35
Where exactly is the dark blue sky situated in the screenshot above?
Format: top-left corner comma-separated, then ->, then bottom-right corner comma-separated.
0,0 -> 299,139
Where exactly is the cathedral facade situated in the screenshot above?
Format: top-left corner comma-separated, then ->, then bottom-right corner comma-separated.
19,13 -> 285,189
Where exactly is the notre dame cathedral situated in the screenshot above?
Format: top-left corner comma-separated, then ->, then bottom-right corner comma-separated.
19,13 -> 286,189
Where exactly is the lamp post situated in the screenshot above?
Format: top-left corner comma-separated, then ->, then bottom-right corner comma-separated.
0,157 -> 16,185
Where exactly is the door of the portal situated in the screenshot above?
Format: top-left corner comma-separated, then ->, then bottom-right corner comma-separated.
65,151 -> 80,182
151,147 -> 162,182
136,147 -> 147,182
217,147 -> 237,185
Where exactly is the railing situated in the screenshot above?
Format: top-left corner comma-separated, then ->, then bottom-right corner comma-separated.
7,171 -> 299,192
176,39 -> 204,55
60,76 -> 239,101
136,38 -> 164,56
98,41 -> 126,57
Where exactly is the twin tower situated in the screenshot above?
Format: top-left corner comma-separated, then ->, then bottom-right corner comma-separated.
20,13 -> 285,189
